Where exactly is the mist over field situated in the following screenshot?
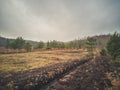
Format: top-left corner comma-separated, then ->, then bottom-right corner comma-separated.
0,0 -> 120,41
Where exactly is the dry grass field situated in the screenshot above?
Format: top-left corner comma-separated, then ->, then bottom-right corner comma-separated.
0,49 -> 87,76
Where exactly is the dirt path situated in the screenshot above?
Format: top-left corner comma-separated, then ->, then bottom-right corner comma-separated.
46,57 -> 112,90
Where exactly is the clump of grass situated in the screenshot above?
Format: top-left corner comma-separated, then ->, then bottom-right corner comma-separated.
7,81 -> 14,90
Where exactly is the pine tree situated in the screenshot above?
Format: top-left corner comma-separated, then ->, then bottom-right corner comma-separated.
107,32 -> 120,60
25,42 -> 32,52
11,37 -> 25,49
86,37 -> 96,56
37,41 -> 45,49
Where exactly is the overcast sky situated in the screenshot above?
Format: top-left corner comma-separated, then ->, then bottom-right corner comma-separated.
0,0 -> 120,41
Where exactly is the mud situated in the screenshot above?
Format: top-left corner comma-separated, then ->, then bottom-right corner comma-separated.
0,58 -> 90,90
47,57 -> 112,90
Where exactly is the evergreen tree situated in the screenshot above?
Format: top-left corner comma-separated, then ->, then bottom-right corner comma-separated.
46,41 -> 51,49
37,41 -> 45,49
107,32 -> 120,60
25,42 -> 32,52
100,49 -> 107,56
5,39 -> 10,49
11,37 -> 25,49
86,37 -> 96,56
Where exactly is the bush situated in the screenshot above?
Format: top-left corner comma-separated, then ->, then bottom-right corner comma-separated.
100,49 -> 107,56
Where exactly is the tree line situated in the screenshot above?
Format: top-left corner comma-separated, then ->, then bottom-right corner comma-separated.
5,32 -> 120,61
6,37 -> 32,52
4,36 -> 107,52
5,38 -> 85,51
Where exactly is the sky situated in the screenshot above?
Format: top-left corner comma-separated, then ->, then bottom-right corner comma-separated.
0,0 -> 120,41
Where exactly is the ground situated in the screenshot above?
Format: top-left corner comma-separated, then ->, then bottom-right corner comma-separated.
0,49 -> 119,90
0,49 -> 87,76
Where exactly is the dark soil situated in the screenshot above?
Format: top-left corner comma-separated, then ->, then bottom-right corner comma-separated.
0,58 -> 90,90
47,57 -> 114,90
107,62 -> 120,90
0,57 -> 119,90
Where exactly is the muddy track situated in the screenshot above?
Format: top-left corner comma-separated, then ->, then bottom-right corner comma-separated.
39,59 -> 90,90
0,58 -> 91,90
47,57 -> 112,90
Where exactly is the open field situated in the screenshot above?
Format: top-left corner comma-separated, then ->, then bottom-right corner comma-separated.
0,49 -> 87,76
0,49 -> 119,90
0,49 -> 90,90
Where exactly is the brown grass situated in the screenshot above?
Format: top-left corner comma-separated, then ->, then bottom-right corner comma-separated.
0,49 -> 87,75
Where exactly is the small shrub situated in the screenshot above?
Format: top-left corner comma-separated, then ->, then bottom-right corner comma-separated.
100,49 -> 107,56
7,81 -> 14,90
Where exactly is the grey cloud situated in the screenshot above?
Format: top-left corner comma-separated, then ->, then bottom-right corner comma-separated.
0,0 -> 120,41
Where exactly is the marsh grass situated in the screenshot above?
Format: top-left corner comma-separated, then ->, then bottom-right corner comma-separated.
0,49 -> 87,77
